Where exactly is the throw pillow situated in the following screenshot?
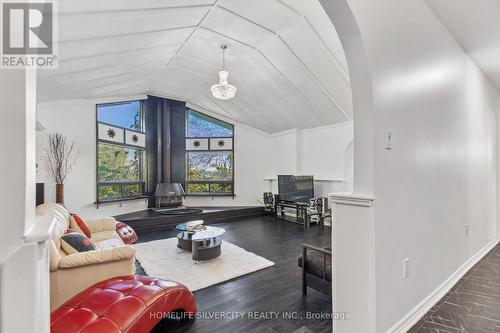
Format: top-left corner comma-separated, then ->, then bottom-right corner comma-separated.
60,233 -> 95,254
69,214 -> 91,238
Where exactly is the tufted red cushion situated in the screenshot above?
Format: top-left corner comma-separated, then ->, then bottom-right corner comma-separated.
115,222 -> 138,245
50,275 -> 197,333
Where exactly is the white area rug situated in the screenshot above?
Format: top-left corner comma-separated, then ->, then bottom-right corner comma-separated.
134,238 -> 275,291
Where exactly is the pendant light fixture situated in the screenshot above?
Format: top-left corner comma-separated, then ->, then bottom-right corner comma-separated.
211,45 -> 237,100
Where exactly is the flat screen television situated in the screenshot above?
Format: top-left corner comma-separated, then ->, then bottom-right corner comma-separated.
278,175 -> 314,204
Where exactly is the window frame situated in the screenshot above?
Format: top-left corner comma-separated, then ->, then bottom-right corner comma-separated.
185,109 -> 235,197
95,100 -> 147,204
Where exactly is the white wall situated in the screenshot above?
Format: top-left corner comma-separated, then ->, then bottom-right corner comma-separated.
1,73 -> 30,263
335,0 -> 500,331
271,129 -> 301,175
0,70 -> 50,333
497,95 -> 500,240
268,123 -> 354,196
330,194 -> 376,333
301,123 -> 353,181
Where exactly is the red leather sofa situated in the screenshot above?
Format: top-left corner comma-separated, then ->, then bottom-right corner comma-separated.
50,275 -> 196,333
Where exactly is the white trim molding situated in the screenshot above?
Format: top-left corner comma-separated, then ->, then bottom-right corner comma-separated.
23,216 -> 56,244
387,239 -> 499,333
329,192 -> 375,206
330,191 -> 376,333
1,214 -> 55,333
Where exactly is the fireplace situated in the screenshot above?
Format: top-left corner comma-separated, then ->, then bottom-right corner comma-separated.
154,183 -> 185,210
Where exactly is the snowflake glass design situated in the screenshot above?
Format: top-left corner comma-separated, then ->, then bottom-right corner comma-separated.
193,140 -> 201,148
107,128 -> 116,138
131,134 -> 139,143
218,140 -> 225,147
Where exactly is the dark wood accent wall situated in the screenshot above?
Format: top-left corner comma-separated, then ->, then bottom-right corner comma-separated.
170,101 -> 186,185
145,97 -> 159,199
145,96 -> 186,206
160,99 -> 171,183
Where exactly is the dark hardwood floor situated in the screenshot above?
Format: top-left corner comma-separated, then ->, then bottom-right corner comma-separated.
410,243 -> 500,332
135,216 -> 332,333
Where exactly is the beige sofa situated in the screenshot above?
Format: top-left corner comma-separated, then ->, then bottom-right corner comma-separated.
36,203 -> 136,310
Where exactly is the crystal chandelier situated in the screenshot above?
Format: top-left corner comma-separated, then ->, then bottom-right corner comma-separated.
211,45 -> 237,100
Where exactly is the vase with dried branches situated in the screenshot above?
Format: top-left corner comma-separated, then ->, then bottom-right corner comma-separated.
43,133 -> 79,204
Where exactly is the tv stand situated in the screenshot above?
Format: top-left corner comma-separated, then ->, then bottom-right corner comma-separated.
275,201 -> 324,228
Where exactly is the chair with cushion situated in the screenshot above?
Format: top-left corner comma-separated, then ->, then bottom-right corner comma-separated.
50,275 -> 197,333
36,203 -> 137,310
297,243 -> 332,296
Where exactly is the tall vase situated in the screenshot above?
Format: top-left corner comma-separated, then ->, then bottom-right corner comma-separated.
56,183 -> 64,204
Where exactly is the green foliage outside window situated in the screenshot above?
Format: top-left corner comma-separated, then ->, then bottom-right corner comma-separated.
211,183 -> 232,193
186,151 -> 233,195
187,152 -> 233,181
187,183 -> 209,193
98,144 -> 141,182
185,109 -> 234,195
186,183 -> 232,194
96,100 -> 145,202
98,185 -> 121,200
97,142 -> 143,201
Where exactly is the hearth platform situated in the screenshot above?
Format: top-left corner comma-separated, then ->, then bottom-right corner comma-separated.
115,206 -> 265,232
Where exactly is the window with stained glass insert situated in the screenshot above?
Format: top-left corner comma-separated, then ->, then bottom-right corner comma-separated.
185,109 -> 234,195
96,100 -> 146,202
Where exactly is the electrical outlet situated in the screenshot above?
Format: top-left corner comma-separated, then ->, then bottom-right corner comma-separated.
465,224 -> 469,236
403,258 -> 410,279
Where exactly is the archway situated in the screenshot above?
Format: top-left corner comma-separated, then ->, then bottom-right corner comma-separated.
320,0 -> 374,195
318,1 -> 375,332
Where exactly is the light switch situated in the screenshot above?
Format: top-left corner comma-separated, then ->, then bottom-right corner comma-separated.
403,258 -> 409,279
385,130 -> 392,150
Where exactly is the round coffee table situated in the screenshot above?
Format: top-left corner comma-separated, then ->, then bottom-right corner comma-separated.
175,222 -> 225,261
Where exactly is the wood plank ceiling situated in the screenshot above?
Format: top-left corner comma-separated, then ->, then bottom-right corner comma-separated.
38,0 -> 352,133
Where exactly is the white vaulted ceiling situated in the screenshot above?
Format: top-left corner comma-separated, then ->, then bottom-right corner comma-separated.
38,0 -> 352,133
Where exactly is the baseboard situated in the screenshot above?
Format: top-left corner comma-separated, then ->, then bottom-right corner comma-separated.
387,238 -> 499,333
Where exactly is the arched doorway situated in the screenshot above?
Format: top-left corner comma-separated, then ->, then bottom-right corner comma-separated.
319,1 -> 375,332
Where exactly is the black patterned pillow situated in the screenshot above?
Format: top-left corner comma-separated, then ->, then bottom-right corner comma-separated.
61,233 -> 95,254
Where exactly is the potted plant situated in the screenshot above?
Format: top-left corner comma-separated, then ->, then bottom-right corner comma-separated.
43,133 -> 79,204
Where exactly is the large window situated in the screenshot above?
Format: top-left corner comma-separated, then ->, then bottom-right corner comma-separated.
185,109 -> 234,195
96,100 -> 146,202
